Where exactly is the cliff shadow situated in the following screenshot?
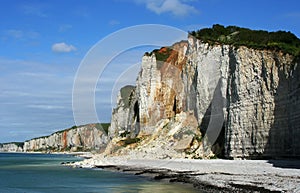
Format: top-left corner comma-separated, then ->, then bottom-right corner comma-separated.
200,79 -> 227,158
267,159 -> 300,169
264,58 -> 300,159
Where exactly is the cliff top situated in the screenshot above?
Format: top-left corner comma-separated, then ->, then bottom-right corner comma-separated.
189,24 -> 300,56
54,123 -> 110,135
25,123 -> 110,141
0,142 -> 24,147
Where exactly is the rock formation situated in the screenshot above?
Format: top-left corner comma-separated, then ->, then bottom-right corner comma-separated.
23,124 -> 108,153
108,85 -> 138,139
108,35 -> 300,159
0,142 -> 23,152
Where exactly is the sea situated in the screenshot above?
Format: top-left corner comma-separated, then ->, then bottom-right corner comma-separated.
0,153 -> 198,193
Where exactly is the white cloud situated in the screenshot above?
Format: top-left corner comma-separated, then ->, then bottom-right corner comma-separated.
27,104 -> 66,110
135,0 -> 198,17
59,24 -> 73,32
109,19 -> 120,26
21,4 -> 47,17
3,29 -> 40,40
52,42 -> 77,53
6,30 -> 23,39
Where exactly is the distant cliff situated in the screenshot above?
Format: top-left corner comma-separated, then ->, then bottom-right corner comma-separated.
0,142 -> 23,152
107,27 -> 300,159
23,124 -> 108,153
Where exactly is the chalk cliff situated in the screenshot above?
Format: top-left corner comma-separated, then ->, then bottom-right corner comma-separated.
0,142 -> 23,152
108,36 -> 300,159
23,124 -> 108,152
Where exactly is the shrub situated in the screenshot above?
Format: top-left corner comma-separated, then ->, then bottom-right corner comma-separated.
95,123 -> 110,134
189,24 -> 300,56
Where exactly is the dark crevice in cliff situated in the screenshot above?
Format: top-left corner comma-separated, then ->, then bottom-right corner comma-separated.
224,47 -> 238,158
133,101 -> 140,137
228,47 -> 239,103
191,66 -> 199,121
261,56 -> 270,91
172,96 -> 177,114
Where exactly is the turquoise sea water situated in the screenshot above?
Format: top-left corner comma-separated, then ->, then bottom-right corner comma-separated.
0,153 -> 198,193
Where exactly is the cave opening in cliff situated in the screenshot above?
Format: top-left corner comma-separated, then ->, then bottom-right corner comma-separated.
173,97 -> 177,115
134,101 -> 140,135
134,101 -> 140,122
211,123 -> 226,158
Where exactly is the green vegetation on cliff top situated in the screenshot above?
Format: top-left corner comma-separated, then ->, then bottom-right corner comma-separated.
189,24 -> 300,56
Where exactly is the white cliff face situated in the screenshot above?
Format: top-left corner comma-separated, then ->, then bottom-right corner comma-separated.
23,124 -> 108,152
185,37 -> 299,158
0,143 -> 23,152
137,54 -> 162,134
108,37 -> 300,159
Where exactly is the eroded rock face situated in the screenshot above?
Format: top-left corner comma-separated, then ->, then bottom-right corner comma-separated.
108,37 -> 300,159
137,41 -> 189,135
23,124 -> 108,152
107,111 -> 202,159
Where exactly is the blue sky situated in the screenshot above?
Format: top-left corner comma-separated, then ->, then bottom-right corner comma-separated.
0,0 -> 299,142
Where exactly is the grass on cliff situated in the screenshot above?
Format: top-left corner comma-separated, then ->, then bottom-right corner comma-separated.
189,24 -> 300,56
95,123 -> 110,134
145,47 -> 173,66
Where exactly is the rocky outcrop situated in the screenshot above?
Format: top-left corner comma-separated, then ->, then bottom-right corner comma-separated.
106,111 -> 203,159
24,124 -> 108,152
0,142 -> 23,152
108,85 -> 138,139
108,36 -> 300,159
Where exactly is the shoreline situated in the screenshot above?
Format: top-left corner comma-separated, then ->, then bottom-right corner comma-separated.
0,151 -> 93,157
3,151 -> 299,192
69,156 -> 300,192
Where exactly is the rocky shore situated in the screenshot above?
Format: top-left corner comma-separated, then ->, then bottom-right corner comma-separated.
68,156 -> 300,192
